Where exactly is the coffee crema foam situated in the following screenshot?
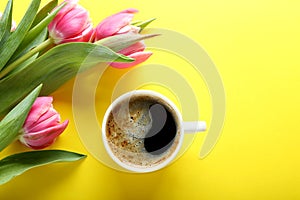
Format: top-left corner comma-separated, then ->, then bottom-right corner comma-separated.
105,95 -> 181,169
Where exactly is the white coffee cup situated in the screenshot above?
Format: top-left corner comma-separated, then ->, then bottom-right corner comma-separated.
102,90 -> 206,173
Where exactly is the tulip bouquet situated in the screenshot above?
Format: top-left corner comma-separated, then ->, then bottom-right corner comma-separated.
0,0 -> 157,184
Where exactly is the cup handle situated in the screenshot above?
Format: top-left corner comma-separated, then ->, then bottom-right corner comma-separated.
183,121 -> 207,133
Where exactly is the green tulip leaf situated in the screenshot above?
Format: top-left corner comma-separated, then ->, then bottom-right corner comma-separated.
0,84 -> 42,151
136,18 -> 156,32
14,1 -> 65,59
131,20 -> 142,25
0,150 -> 86,185
0,0 -> 13,45
8,28 -> 48,67
96,32 -> 159,53
0,0 -> 41,71
0,43 -> 133,117
31,0 -> 58,28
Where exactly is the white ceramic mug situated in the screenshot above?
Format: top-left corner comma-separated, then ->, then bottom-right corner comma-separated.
102,90 -> 206,173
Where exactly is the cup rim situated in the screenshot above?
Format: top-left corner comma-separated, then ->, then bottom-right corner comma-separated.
101,89 -> 185,173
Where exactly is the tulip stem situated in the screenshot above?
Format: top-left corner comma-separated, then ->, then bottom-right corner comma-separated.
0,38 -> 54,79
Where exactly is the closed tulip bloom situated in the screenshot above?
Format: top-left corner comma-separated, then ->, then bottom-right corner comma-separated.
19,97 -> 69,149
48,0 -> 93,44
94,8 -> 152,68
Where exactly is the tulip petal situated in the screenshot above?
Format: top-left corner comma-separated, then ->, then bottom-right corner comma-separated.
118,41 -> 145,55
95,9 -> 138,40
28,109 -> 61,132
110,51 -> 152,69
118,8 -> 139,14
60,24 -> 94,43
22,120 -> 69,149
55,6 -> 90,37
36,107 -> 59,124
48,0 -> 78,33
24,97 -> 53,129
117,25 -> 140,34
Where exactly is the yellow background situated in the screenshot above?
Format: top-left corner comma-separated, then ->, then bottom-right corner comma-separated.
1,0 -> 300,199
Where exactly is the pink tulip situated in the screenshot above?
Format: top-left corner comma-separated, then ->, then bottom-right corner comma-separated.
19,97 -> 69,149
94,8 -> 152,68
0,12 -> 17,31
48,0 -> 93,44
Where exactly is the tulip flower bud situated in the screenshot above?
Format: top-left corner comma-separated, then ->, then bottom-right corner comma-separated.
94,8 -> 152,68
19,97 -> 69,149
48,0 -> 93,44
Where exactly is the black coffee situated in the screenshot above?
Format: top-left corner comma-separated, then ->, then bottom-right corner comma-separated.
105,93 -> 181,168
144,103 -> 177,155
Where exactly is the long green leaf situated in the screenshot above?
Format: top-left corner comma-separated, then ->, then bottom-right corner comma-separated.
0,43 -> 133,117
96,32 -> 160,52
0,84 -> 42,151
7,28 -> 48,66
0,150 -> 86,185
15,2 -> 65,57
0,0 -> 13,45
31,0 -> 58,28
0,0 -> 41,71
